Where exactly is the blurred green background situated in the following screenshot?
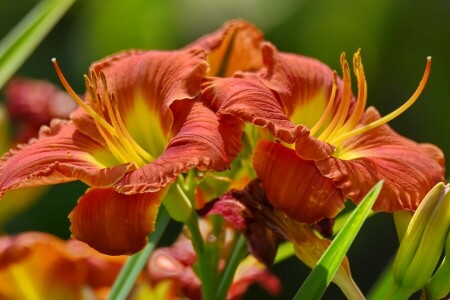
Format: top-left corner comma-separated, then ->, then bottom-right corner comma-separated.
1,0 -> 449,298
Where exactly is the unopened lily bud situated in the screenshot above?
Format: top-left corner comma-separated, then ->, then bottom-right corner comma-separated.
425,228 -> 450,299
392,182 -> 450,297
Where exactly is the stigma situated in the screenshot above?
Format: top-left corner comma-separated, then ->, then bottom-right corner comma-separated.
52,59 -> 153,167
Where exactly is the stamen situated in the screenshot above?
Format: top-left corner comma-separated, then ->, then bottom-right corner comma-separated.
318,53 -> 352,141
332,56 -> 431,146
310,72 -> 338,136
98,72 -> 147,166
53,59 -> 155,166
52,59 -> 115,135
338,49 -> 367,133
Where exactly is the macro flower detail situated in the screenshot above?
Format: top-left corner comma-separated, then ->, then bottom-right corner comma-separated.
0,49 -> 242,255
203,179 -> 363,299
202,46 -> 445,223
186,19 -> 264,77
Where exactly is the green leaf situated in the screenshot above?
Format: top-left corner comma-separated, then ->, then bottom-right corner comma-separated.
274,241 -> 295,264
107,207 -> 171,300
293,181 -> 383,300
0,0 -> 75,89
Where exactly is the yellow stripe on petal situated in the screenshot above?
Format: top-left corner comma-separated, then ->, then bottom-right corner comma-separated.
125,93 -> 168,158
289,88 -> 329,130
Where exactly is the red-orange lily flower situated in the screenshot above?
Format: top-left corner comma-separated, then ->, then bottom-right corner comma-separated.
0,232 -> 127,299
202,44 -> 445,224
4,77 -> 77,144
0,49 -> 242,255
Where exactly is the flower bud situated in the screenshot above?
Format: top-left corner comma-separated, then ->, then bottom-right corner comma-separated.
392,182 -> 450,296
425,228 -> 450,299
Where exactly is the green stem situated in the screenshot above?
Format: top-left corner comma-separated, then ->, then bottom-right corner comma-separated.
107,207 -> 171,300
216,234 -> 247,300
185,212 -> 217,300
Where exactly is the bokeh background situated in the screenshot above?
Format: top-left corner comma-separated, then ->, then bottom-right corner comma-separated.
1,0 -> 449,298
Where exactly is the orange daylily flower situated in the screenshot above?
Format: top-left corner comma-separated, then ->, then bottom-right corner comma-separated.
0,78 -> 77,229
0,232 -> 127,299
0,48 -> 242,255
202,43 -> 445,224
185,19 -> 265,77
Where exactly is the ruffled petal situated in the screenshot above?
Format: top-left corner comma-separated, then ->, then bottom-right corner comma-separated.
252,139 -> 345,223
316,107 -> 446,212
72,48 -> 209,157
186,19 -> 264,76
115,100 -> 242,194
261,43 -> 351,122
69,187 -> 165,255
295,126 -> 335,160
0,120 -> 135,196
202,75 -> 298,143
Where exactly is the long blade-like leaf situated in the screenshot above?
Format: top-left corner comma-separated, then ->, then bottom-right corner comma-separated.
0,0 -> 75,89
294,181 -> 383,300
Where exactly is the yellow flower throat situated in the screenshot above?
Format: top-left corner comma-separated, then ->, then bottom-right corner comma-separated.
52,59 -> 153,168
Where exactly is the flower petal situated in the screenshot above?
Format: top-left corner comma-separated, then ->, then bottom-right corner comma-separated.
317,107 -> 446,212
253,139 -> 345,223
186,19 -> 264,76
230,255 -> 281,298
69,187 -> 165,255
202,75 -> 298,143
0,120 -> 135,196
115,100 -> 242,194
0,232 -> 85,299
260,44 -> 344,116
72,48 -> 209,156
295,126 -> 335,160
66,240 -> 127,288
200,191 -> 279,267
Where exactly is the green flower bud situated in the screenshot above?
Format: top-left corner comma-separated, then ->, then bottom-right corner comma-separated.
425,229 -> 450,299
391,182 -> 450,297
